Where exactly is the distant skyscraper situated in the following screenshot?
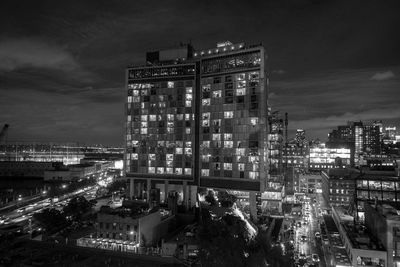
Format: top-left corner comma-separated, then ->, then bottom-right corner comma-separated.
125,41 -> 267,217
295,129 -> 306,148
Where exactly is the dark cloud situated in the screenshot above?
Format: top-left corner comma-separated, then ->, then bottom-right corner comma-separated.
0,0 -> 399,145
0,39 -> 78,72
370,70 -> 395,81
270,67 -> 400,139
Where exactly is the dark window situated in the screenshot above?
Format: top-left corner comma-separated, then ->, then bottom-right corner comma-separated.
225,83 -> 233,89
225,90 -> 234,97
249,141 -> 259,148
224,171 -> 232,177
250,103 -> 258,109
214,77 -> 221,84
225,76 -> 232,82
225,97 -> 233,104
203,127 -> 210,134
237,96 -> 244,103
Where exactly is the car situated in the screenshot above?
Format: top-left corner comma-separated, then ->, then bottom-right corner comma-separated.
312,254 -> 320,262
297,222 -> 302,228
315,232 -> 321,239
322,234 -> 328,242
299,253 -> 306,259
300,235 -> 307,242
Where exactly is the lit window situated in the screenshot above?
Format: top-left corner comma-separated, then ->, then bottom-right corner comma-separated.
175,168 -> 182,175
202,155 -> 210,162
213,119 -> 221,126
140,128 -> 147,134
201,169 -> 209,176
213,134 -> 221,140
166,168 -> 173,174
186,94 -> 192,101
167,114 -> 174,121
224,141 -> 233,148
128,96 -> 132,103
224,111 -> 234,118
213,90 -> 222,98
149,115 -> 156,121
202,98 -> 210,106
250,117 -> 259,125
185,148 -> 192,155
202,112 -> 210,120
157,167 -> 165,174
224,133 -> 232,140
133,90 -> 139,96
186,87 -> 193,93
236,73 -> 245,80
127,115 -> 131,122
186,128 -> 191,134
185,168 -> 192,175
202,85 -> 211,92
249,171 -> 259,180
176,148 -> 183,154
148,167 -> 155,173
224,163 -> 232,170
236,88 -> 246,95
133,96 -> 140,102
141,115 -> 148,121
168,81 -> 174,88
185,101 -> 192,107
166,154 -> 173,161
185,141 -> 192,147
131,153 -> 138,160
238,163 -> 245,171
249,72 -> 259,80
202,141 -> 210,148
149,154 -> 156,160
176,114 -> 184,120
202,120 -> 209,127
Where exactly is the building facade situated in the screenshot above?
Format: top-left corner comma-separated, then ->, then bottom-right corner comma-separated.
309,143 -> 351,171
321,169 -> 358,208
125,41 -> 268,217
365,203 -> 400,267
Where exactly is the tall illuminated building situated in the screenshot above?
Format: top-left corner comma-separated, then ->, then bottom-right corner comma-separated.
125,41 -> 268,217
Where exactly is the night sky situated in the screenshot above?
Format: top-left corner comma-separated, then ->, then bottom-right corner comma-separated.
1,0 -> 399,146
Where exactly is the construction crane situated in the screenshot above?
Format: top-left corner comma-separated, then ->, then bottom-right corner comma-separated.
0,124 -> 9,142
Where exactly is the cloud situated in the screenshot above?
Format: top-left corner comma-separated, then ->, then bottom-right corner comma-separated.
370,70 -> 395,81
0,38 -> 79,72
272,69 -> 286,75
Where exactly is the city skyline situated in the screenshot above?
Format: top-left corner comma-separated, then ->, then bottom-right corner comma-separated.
1,0 -> 400,145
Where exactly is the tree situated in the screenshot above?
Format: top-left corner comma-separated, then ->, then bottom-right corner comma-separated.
204,190 -> 217,206
63,196 -> 94,221
197,212 -> 289,267
218,191 -> 237,207
33,208 -> 68,233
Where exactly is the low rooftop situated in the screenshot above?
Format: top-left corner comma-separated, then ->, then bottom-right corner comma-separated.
371,203 -> 400,221
342,222 -> 386,251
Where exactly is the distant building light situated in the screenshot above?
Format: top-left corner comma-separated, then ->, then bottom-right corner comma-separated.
194,53 -> 197,56
231,46 -> 235,50
201,51 -> 204,55
208,50 -> 212,54
215,49 -> 218,53
223,48 -> 226,51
